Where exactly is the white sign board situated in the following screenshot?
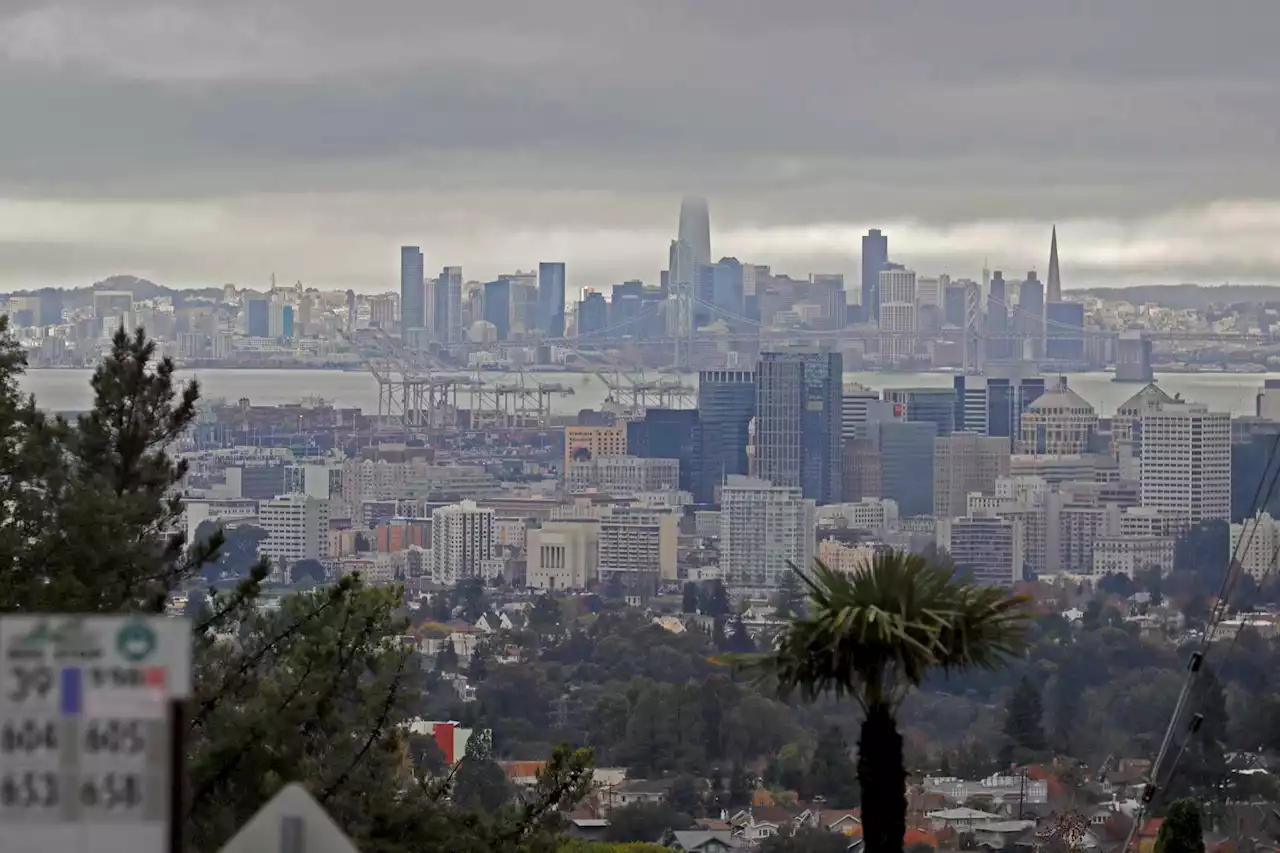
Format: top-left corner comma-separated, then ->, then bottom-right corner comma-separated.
217,783 -> 361,853
0,615 -> 192,853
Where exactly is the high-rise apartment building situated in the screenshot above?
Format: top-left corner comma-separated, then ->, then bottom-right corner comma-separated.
598,507 -> 678,602
1230,512 -> 1280,581
720,475 -> 815,594
861,229 -> 888,321
433,265 -> 462,344
430,500 -> 496,585
1139,402 -> 1231,527
538,262 -> 567,338
698,369 -> 756,491
937,515 -> 1024,587
1016,379 -> 1098,455
257,495 -> 331,583
754,351 -> 843,504
400,247 -> 425,332
934,432 -> 1011,519
877,266 -> 917,364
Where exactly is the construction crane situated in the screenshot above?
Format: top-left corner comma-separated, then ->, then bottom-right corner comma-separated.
558,340 -> 695,416
340,328 -> 574,433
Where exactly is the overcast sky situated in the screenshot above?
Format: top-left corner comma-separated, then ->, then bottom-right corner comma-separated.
2,1 -> 1279,295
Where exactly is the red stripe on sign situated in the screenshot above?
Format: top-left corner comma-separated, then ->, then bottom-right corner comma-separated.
144,667 -> 166,687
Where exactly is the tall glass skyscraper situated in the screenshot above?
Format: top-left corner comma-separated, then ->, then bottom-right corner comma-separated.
698,369 -> 757,492
754,351 -> 843,504
861,229 -> 888,322
538,262 -> 567,338
435,266 -> 462,344
400,246 -> 424,332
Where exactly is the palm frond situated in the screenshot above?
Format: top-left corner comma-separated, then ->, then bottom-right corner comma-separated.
761,552 -> 1031,708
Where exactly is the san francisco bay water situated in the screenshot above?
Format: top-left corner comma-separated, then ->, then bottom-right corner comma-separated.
17,368 -> 1278,418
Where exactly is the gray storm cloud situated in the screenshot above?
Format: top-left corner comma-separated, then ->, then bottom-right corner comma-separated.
1,1 -> 1278,292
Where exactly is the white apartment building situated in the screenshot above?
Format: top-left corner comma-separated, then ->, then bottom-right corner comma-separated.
815,498 -> 901,532
284,463 -> 342,501
430,500 -> 495,586
1230,512 -> 1280,581
1139,402 -> 1231,527
720,475 -> 816,594
342,458 -> 427,504
597,508 -> 678,602
1092,536 -> 1175,578
257,495 -> 331,583
566,456 -> 680,495
526,519 -> 601,591
936,515 -> 1024,587
878,267 -> 917,364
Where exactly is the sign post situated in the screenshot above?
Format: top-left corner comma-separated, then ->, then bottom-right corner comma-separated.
0,615 -> 192,853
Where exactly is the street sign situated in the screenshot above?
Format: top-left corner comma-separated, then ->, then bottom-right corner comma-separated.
0,615 -> 191,853
217,783 -> 361,853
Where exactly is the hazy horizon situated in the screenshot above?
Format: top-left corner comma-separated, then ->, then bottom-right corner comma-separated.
3,2 -> 1279,294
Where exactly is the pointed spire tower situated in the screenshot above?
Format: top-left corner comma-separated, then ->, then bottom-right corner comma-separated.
1046,226 -> 1062,303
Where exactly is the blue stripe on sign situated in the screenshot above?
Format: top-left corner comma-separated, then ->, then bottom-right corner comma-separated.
60,667 -> 82,715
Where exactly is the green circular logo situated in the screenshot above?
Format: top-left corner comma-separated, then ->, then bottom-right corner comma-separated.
117,621 -> 157,662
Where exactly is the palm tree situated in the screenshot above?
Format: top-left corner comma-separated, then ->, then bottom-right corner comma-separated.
761,553 -> 1030,853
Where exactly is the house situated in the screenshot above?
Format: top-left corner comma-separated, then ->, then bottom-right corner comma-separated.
726,808 -> 790,843
967,819 -> 1036,849
653,615 -> 688,634
926,807 -> 1002,830
608,778 -> 675,808
567,818 -> 609,842
499,760 -> 546,787
666,829 -> 744,852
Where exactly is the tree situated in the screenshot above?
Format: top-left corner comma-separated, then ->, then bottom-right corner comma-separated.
802,726 -> 860,807
529,593 -> 565,637
774,571 -> 806,619
760,827 -> 851,853
726,618 -> 756,654
1096,573 -> 1134,598
456,578 -> 489,623
1003,676 -> 1047,754
468,648 -> 491,682
666,774 -> 705,818
452,728 -> 512,813
291,558 -> 327,584
700,580 -> 731,618
1154,798 -> 1205,853
1137,565 -> 1163,607
758,554 -> 1029,853
682,582 -> 699,614
436,642 -> 461,672
603,803 -> 693,844
0,326 -> 595,853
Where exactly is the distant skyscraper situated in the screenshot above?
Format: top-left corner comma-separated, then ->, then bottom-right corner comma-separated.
400,247 -> 425,332
678,197 -> 711,269
878,266 -> 917,364
1046,226 -> 1062,303
861,229 -> 888,321
483,280 -> 511,341
987,271 -> 1010,359
246,299 -> 269,338
1018,271 -> 1045,359
953,374 -> 1047,447
577,291 -> 607,337
435,266 -> 462,344
538,262 -> 567,338
754,351 -> 843,504
698,369 -> 757,490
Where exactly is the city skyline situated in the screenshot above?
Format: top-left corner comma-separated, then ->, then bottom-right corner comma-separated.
1,3 -> 1279,291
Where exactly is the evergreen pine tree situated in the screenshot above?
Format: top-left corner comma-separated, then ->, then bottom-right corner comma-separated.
1155,798 -> 1206,853
1003,676 -> 1048,754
